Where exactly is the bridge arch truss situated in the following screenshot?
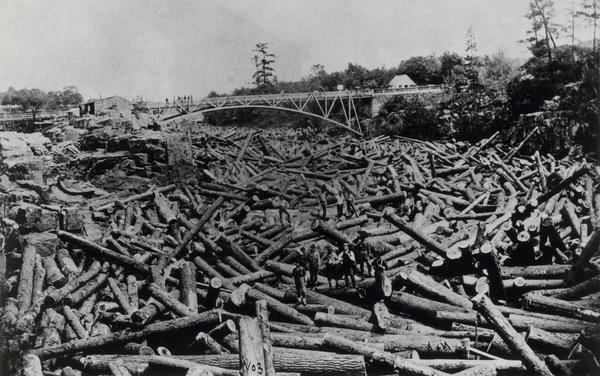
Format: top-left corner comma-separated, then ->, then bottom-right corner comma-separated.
161,91 -> 366,136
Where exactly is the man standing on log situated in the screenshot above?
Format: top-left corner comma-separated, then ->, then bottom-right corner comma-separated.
344,190 -> 357,218
373,257 -> 388,300
292,260 -> 307,305
307,244 -> 321,288
341,242 -> 357,288
324,245 -> 340,288
276,198 -> 291,227
335,190 -> 344,218
353,231 -> 372,276
315,188 -> 328,218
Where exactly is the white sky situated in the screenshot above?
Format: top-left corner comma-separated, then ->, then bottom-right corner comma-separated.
0,0 -> 588,101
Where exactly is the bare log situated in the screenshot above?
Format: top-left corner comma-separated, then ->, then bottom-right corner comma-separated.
472,294 -> 553,376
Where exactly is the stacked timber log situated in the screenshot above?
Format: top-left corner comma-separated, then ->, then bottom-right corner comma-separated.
1,126 -> 600,376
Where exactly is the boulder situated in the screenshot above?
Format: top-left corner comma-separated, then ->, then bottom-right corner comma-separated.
8,202 -> 59,233
0,132 -> 49,183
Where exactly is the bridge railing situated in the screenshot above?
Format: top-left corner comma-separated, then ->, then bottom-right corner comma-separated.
149,85 -> 448,110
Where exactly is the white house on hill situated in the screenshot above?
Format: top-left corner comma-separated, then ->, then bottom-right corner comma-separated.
388,74 -> 417,88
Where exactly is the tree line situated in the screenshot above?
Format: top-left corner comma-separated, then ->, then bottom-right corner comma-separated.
0,86 -> 84,121
206,0 -> 599,156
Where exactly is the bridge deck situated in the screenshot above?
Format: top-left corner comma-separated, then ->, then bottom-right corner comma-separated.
154,84 -> 446,136
150,84 -> 445,111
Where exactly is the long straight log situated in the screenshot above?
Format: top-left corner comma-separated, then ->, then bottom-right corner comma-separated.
181,261 -> 199,312
526,326 -> 579,355
523,292 -> 600,322
17,244 -> 36,313
566,229 -> 600,284
472,294 -> 553,376
544,275 -> 600,300
57,231 -> 149,274
108,277 -> 134,315
148,283 -> 196,317
32,310 -> 221,359
537,165 -> 588,205
238,317 -> 266,376
388,291 -> 469,318
265,261 -> 329,285
80,350 -> 367,376
311,221 -> 353,245
64,271 -> 109,306
170,196 -> 225,259
255,232 -> 294,265
94,184 -> 176,211
256,300 -> 276,376
246,287 -> 315,326
384,212 -> 447,258
400,270 -> 473,309
217,235 -> 261,272
45,261 -> 103,305
228,270 -> 275,286
499,265 -> 570,279
148,355 -> 238,376
411,359 -> 523,373
323,333 -> 450,376
291,216 -> 368,243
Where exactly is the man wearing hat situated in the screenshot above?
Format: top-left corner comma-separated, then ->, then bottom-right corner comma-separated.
341,242 -> 357,288
354,231 -> 372,276
292,260 -> 307,305
307,244 -> 321,288
323,244 -> 340,288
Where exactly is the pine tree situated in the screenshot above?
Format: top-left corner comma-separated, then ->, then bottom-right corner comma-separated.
252,43 -> 276,88
464,27 -> 480,83
577,0 -> 599,53
529,0 -> 560,62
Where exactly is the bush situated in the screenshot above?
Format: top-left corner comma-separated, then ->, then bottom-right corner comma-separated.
374,96 -> 444,139
439,86 -> 509,142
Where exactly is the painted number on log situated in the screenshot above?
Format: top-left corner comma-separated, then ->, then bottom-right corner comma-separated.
242,360 -> 264,375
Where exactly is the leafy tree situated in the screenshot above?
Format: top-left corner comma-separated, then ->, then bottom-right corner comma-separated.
375,96 -> 443,139
252,42 -> 276,89
309,64 -> 327,80
343,63 -> 369,89
61,86 -> 83,106
46,86 -> 83,109
206,91 -> 227,98
2,87 -> 20,107
397,56 -> 442,84
439,52 -> 464,84
2,88 -> 47,121
478,52 -> 521,96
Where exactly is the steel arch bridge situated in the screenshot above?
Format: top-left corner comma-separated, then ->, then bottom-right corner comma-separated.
154,85 -> 445,137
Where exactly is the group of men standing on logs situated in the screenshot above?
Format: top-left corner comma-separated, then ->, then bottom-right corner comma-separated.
292,231 -> 388,305
272,179 -> 361,229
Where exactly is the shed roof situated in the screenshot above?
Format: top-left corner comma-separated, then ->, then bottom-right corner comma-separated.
388,74 -> 416,87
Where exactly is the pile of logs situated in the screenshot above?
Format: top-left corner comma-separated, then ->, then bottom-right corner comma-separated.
1,126 -> 600,376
